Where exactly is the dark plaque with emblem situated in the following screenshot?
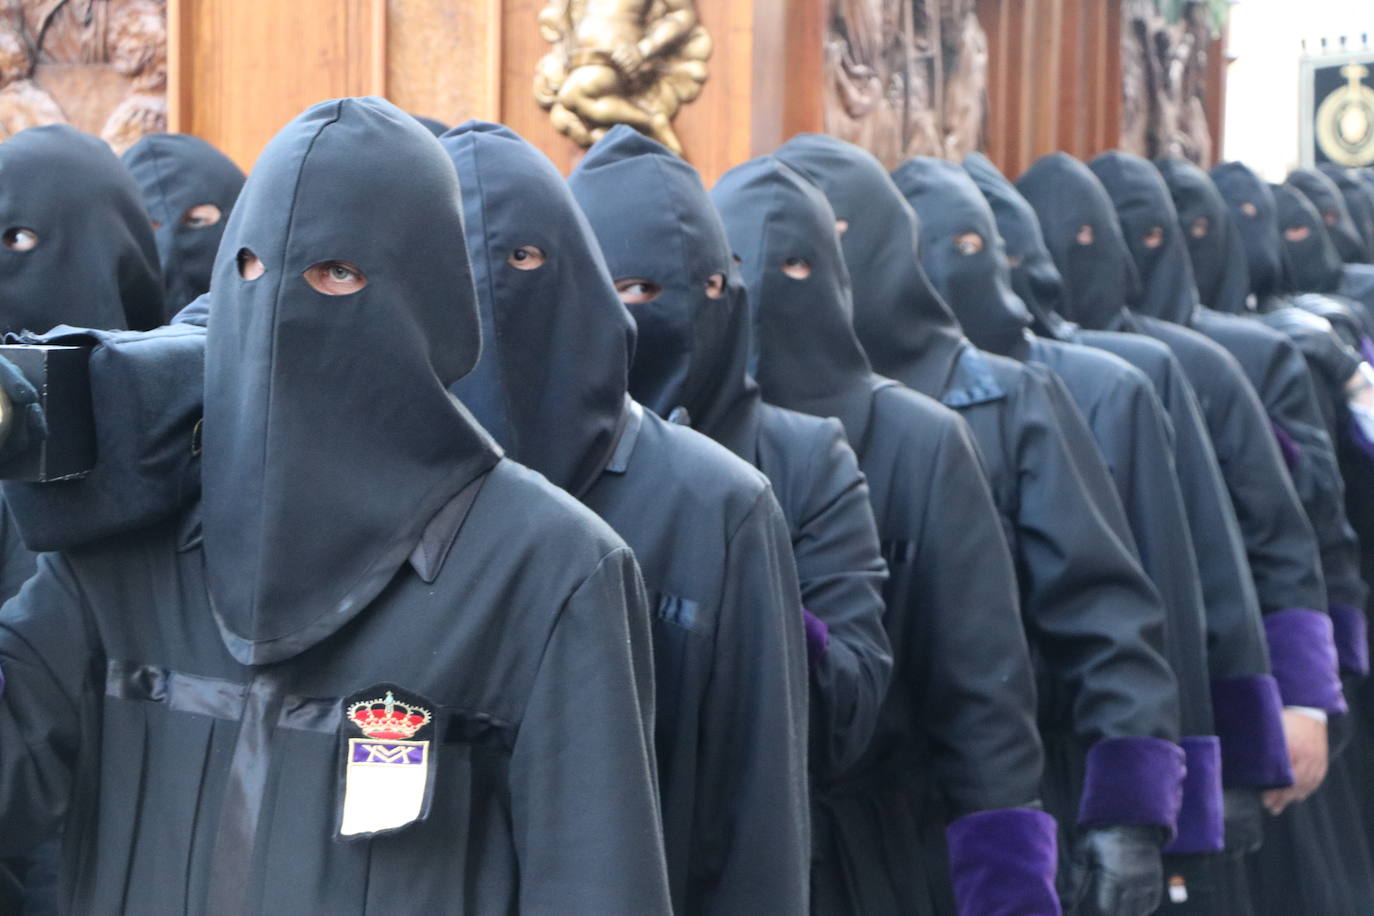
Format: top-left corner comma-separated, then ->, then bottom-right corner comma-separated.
1302,50 -> 1374,168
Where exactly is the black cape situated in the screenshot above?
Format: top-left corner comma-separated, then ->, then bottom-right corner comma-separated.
776,136 -> 1186,907
447,121 -> 811,915
0,98 -> 671,913
122,133 -> 246,321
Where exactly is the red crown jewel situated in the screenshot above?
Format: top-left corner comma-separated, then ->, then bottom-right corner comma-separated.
347,691 -> 432,740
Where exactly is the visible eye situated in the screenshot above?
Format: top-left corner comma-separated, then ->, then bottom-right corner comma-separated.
1322,210 -> 1340,227
1189,216 -> 1209,239
303,260 -> 367,295
1006,254 -> 1023,268
150,219 -> 162,230
732,253 -> 742,265
237,247 -> 264,280
506,245 -> 545,270
1142,226 -> 1165,249
182,203 -> 222,228
705,272 -> 726,299
1075,224 -> 1095,245
614,277 -> 662,304
1283,225 -> 1312,242
1240,202 -> 1259,218
835,219 -> 850,237
2,227 -> 38,251
781,257 -> 811,280
954,232 -> 984,255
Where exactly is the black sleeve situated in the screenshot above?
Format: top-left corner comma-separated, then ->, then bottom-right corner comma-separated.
1008,370 -> 1180,744
793,420 -> 893,776
509,547 -> 673,914
0,500 -> 36,606
902,405 -> 1043,816
691,489 -> 810,915
0,553 -> 96,857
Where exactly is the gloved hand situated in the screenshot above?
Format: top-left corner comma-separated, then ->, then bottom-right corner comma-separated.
1222,787 -> 1264,855
0,355 -> 45,466
1069,825 -> 1164,916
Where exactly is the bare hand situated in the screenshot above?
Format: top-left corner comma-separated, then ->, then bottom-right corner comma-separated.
1262,709 -> 1328,815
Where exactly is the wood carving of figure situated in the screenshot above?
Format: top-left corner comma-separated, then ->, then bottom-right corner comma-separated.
0,16 -> 66,138
98,0 -> 164,152
534,0 -> 711,156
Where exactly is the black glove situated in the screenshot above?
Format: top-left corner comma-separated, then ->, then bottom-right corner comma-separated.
1069,826 -> 1164,916
0,355 -> 45,466
1222,787 -> 1264,856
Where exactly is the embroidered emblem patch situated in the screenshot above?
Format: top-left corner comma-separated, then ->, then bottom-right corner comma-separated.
337,685 -> 438,839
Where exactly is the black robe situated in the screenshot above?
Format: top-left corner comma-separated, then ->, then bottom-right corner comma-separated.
893,156 -> 1222,858
0,99 -> 670,914
440,122 -> 814,916
772,136 -> 1187,909
122,133 -> 245,321
714,144 -> 1057,915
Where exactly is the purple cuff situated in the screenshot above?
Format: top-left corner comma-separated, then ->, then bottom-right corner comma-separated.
802,608 -> 829,669
1361,336 -> 1374,367
1077,736 -> 1185,839
1330,603 -> 1370,676
1270,420 -> 1302,471
946,808 -> 1061,916
1210,675 -> 1293,789
1264,608 -> 1346,713
1163,736 -> 1224,854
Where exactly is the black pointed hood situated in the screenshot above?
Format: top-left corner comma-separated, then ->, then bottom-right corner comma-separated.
123,132 -> 246,320
890,155 -> 1033,358
1286,168 -> 1367,264
1211,161 -> 1285,299
568,125 -> 759,457
1088,151 -> 1199,326
1319,165 -> 1374,260
1017,152 -> 1135,331
1156,156 -> 1252,314
1272,181 -> 1345,294
202,97 -> 497,666
710,155 -> 877,445
774,133 -> 964,397
963,151 -> 1078,341
0,123 -> 163,333
442,120 -> 632,498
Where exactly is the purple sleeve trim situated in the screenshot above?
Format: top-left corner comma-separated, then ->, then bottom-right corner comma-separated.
1360,336 -> 1374,367
945,808 -> 1061,916
1077,736 -> 1185,838
1329,604 -> 1370,677
1269,420 -> 1302,471
1210,675 -> 1293,789
1163,736 -> 1224,854
1264,608 -> 1346,713
802,608 -> 829,669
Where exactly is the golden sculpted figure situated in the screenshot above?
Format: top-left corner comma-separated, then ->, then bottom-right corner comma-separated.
534,0 -> 710,156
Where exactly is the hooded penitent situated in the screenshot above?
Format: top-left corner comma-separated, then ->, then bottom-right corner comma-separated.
764,134 -> 965,399
1212,162 -> 1286,301
1321,165 -> 1374,260
568,124 -> 759,458
889,157 -> 1033,357
708,157 -> 878,444
963,151 -> 1078,341
442,122 -> 630,500
460,121 -> 814,916
1274,182 -> 1347,294
0,123 -> 163,333
1156,157 -> 1253,315
202,98 -> 497,666
1088,152 -> 1200,327
1287,168 -> 1369,264
123,133 -> 246,319
1017,153 -> 1137,332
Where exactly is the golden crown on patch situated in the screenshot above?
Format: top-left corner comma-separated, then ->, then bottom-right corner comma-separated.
346,690 -> 432,740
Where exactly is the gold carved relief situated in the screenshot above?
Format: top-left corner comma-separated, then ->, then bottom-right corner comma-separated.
534,0 -> 711,156
0,0 -> 166,151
